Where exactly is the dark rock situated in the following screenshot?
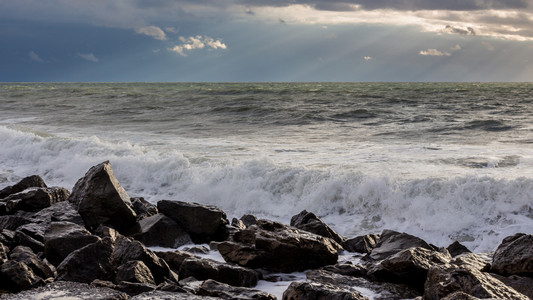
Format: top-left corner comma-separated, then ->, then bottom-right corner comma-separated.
0,215 -> 28,231
181,245 -> 210,254
15,222 -> 45,243
2,187 -> 70,213
198,279 -> 276,300
440,292 -> 481,300
116,260 -> 156,285
290,210 -> 345,245
368,247 -> 451,292
231,218 -> 246,230
0,242 -> 8,264
44,221 -> 100,266
156,279 -> 189,293
155,250 -> 198,272
0,175 -> 47,199
240,214 -> 258,227
157,200 -> 229,244
306,269 -> 420,300
56,237 -> 115,283
218,219 -> 339,272
68,161 -> 137,233
491,274 -> 533,299
26,201 -> 83,226
282,281 -> 369,300
14,230 -> 44,253
130,213 -> 191,248
0,280 -> 129,300
130,291 -> 218,299
115,281 -> 157,296
9,246 -> 56,280
365,230 -> 434,261
491,233 -> 533,277
0,260 -> 42,292
0,229 -> 15,249
321,263 -> 368,277
446,241 -> 471,257
131,197 -> 158,221
423,263 -> 528,300
344,234 -> 380,253
179,257 -> 261,287
450,253 -> 490,272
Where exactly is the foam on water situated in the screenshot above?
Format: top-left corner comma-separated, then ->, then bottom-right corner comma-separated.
1,125 -> 531,252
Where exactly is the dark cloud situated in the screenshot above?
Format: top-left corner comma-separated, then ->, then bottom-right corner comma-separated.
443,25 -> 476,36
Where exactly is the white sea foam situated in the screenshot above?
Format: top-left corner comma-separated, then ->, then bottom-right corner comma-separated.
1,125 -> 532,252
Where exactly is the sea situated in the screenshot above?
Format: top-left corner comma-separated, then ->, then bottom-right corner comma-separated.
1,82 -> 532,256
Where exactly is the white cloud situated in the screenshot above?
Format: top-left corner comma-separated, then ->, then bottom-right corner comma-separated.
419,48 -> 451,56
169,35 -> 227,57
29,51 -> 44,62
135,25 -> 167,40
78,53 -> 99,62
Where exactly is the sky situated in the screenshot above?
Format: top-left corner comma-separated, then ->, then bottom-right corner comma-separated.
1,0 -> 533,82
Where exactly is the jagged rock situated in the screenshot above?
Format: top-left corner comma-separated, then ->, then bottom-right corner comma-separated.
26,201 -> 84,226
2,187 -> 69,213
14,230 -> 44,253
181,245 -> 210,254
0,242 -> 8,264
282,281 -> 369,300
0,175 -> 47,199
155,279 -> 188,293
116,260 -> 156,285
365,230 -> 434,261
56,237 -> 116,283
179,257 -> 261,287
155,250 -> 198,272
423,263 -> 528,300
130,291 -> 218,299
129,213 -> 191,248
131,197 -> 158,221
198,279 -> 276,300
344,234 -> 380,253
450,253 -> 490,272
9,246 -> 56,280
68,161 -> 137,233
368,247 -> 451,292
44,221 -> 100,266
0,215 -> 28,231
306,269 -> 420,300
446,241 -> 471,257
440,292 -> 481,300
115,281 -> 157,296
0,280 -> 129,300
0,260 -> 42,292
321,263 -> 368,277
0,229 -> 15,249
231,218 -> 246,230
218,219 -> 339,272
491,233 -> 533,276
290,210 -> 345,245
157,200 -> 229,244
491,274 -> 533,299
15,222 -> 45,244
240,214 -> 258,227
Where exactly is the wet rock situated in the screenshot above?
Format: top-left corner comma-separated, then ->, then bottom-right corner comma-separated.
130,290 -> 218,299
44,221 -> 100,266
0,242 -> 8,264
231,218 -> 246,230
13,230 -> 44,253
491,233 -> 533,277
116,260 -> 156,285
179,257 -> 261,287
115,281 -> 157,296
282,281 -> 369,300
0,260 -> 42,292
15,222 -> 45,244
129,213 -> 191,248
240,214 -> 258,227
321,263 -> 368,277
2,187 -> 69,213
68,161 -> 137,233
290,210 -> 345,245
490,274 -> 533,299
366,230 -> 434,261
218,219 -> 339,272
26,201 -> 83,226
446,241 -> 471,257
131,197 -> 158,221
0,175 -> 47,199
0,229 -> 15,249
157,200 -> 229,244
0,280 -> 129,300
9,246 -> 56,280
450,253 -> 490,272
56,237 -> 115,283
344,234 -> 380,254
155,250 -> 198,272
0,215 -> 28,231
440,292 -> 481,300
423,263 -> 528,300
198,279 -> 276,300
368,247 -> 451,292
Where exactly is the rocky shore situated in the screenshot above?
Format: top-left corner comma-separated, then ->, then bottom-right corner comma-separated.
0,161 -> 531,299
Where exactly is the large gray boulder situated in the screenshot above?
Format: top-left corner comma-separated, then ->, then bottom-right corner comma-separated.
491,233 -> 533,277
179,256 -> 261,287
0,175 -> 47,199
282,281 -> 369,300
129,214 -> 191,248
115,260 -> 156,285
0,260 -> 42,292
2,187 -> 70,213
68,161 -> 137,233
290,210 -> 345,245
157,200 -> 229,244
197,279 -> 276,300
365,230 -> 434,261
343,234 -> 380,254
9,245 -> 56,280
44,221 -> 100,266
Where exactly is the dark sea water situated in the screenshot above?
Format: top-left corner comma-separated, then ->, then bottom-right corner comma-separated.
1,82 -> 532,252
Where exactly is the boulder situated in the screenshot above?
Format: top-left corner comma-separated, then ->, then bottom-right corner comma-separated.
423,264 -> 528,300
2,187 -> 69,213
115,281 -> 157,296
130,291 -> 218,299
0,260 -> 42,292
0,229 -> 15,249
217,220 -> 339,272
0,280 -> 129,300
290,210 -> 345,245
25,201 -> 84,226
365,230 -> 434,261
155,250 -> 198,272
131,197 -> 158,221
0,175 -> 47,199
282,281 -> 369,300
491,233 -> 533,276
0,215 -> 28,231
0,241 -> 8,264
198,279 -> 276,300
115,260 -> 156,285
157,200 -> 229,244
440,292 -> 481,300
44,221 -> 100,266
9,246 -> 56,280
367,247 -> 451,292
56,237 -> 116,283
15,222 -> 45,244
344,234 -> 380,254
231,218 -> 246,230
491,274 -> 533,299
446,241 -> 471,257
14,230 -> 44,253
68,161 -> 137,233
129,214 -> 191,248
179,257 -> 261,287
321,263 -> 368,278
240,214 -> 258,227
450,253 -> 490,272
